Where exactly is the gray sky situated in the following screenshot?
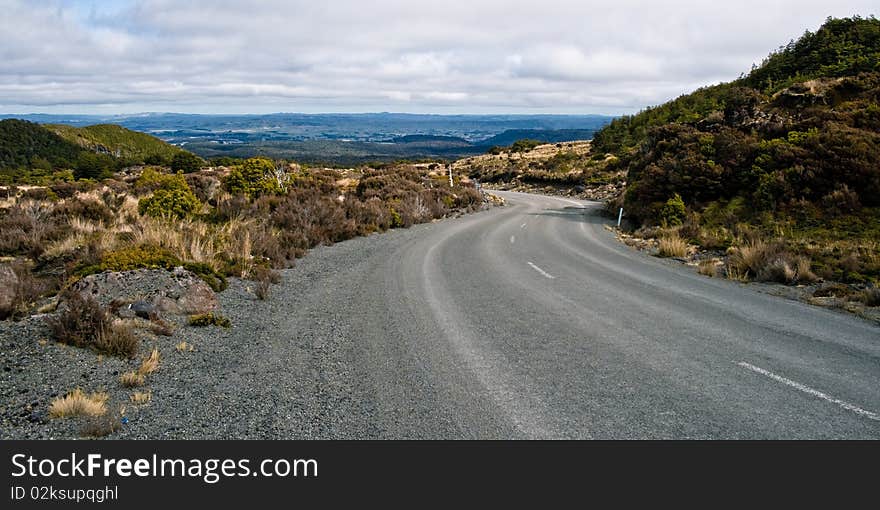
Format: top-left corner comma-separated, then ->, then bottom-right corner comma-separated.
0,0 -> 876,115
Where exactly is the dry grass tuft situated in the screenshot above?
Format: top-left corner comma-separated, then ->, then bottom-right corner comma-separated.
176,341 -> 194,352
119,371 -> 145,387
137,348 -> 161,376
698,259 -> 718,277
49,388 -> 108,418
129,391 -> 152,405
658,234 -> 688,258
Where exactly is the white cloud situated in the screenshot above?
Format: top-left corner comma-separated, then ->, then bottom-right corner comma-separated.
0,0 -> 876,114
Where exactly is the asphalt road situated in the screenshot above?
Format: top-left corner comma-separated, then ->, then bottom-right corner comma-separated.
245,191 -> 880,439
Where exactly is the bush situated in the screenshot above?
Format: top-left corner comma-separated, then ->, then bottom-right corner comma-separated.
99,245 -> 180,272
659,194 -> 686,226
224,158 -> 283,198
858,288 -> 880,306
138,173 -> 201,218
51,197 -> 115,224
188,312 -> 231,328
46,292 -> 138,358
170,151 -> 204,174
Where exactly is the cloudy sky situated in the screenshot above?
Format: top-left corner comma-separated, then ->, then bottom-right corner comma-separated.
0,0 -> 876,115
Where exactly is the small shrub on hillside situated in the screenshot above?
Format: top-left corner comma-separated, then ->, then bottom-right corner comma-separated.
46,292 -> 138,358
813,283 -> 856,298
188,312 -> 231,328
99,246 -> 180,272
857,288 -> 880,307
252,265 -> 281,300
660,194 -> 687,227
51,197 -> 115,224
138,174 -> 201,218
170,151 -> 204,174
224,158 -> 283,198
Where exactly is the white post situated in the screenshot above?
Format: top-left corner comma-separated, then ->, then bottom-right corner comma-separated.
617,207 -> 624,228
448,164 -> 454,188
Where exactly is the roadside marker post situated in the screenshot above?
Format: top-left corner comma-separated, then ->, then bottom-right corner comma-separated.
617,207 -> 624,228
448,164 -> 453,187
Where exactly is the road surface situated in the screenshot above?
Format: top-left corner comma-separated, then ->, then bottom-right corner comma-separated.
217,191 -> 880,439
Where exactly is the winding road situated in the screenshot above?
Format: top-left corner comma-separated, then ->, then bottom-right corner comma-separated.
224,191 -> 880,439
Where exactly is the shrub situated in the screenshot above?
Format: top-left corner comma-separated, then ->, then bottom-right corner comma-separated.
658,234 -> 688,257
51,197 -> 115,224
170,151 -> 204,173
224,157 -> 283,198
99,245 -> 180,272
660,194 -> 686,226
813,283 -> 855,298
80,414 -> 121,437
46,292 -> 138,358
48,388 -> 108,418
510,139 -> 542,153
188,312 -> 231,328
858,288 -> 880,307
252,265 -> 280,300
138,176 -> 201,218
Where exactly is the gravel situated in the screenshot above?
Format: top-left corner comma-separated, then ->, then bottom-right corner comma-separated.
0,225 -> 431,439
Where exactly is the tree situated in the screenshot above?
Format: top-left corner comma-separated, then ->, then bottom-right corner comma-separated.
170,151 -> 204,173
74,152 -> 114,180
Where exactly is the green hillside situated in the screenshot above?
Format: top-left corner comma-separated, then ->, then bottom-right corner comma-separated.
0,119 -> 83,171
47,123 -> 184,163
594,16 -> 880,284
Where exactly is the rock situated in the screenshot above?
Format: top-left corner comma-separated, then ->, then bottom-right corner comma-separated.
129,300 -> 158,319
0,265 -> 19,319
69,267 -> 217,316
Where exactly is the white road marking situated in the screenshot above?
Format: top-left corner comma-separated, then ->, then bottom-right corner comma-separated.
527,262 -> 555,279
510,235 -> 516,244
737,361 -> 880,422
520,223 -> 527,229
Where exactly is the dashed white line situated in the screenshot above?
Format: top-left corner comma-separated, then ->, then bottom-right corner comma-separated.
737,361 -> 880,422
510,235 -> 516,244
527,262 -> 555,279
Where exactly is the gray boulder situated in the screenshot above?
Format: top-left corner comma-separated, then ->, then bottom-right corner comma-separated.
70,267 -> 217,316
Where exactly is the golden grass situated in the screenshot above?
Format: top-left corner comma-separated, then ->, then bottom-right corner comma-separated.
795,257 -> 818,283
129,391 -> 152,405
137,348 -> 161,376
658,235 -> 688,258
176,341 -> 194,352
729,240 -> 769,274
120,371 -> 145,387
49,389 -> 109,418
698,259 -> 718,277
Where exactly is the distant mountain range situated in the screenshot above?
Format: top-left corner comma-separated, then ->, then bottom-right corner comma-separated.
0,113 -> 614,164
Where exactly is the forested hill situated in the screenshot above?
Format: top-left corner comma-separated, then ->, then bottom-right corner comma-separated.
47,123 -> 184,163
0,119 -> 192,183
592,16 -> 879,285
592,16 -> 880,225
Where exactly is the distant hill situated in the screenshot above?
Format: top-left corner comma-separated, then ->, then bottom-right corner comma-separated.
0,119 -> 83,170
47,123 -> 184,162
477,129 -> 599,148
593,16 -> 880,284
